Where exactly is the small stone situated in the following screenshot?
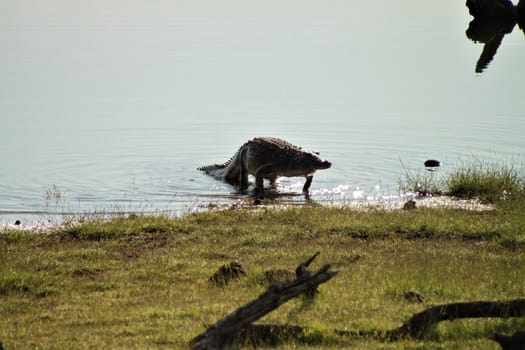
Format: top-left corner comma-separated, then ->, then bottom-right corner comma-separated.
405,290 -> 425,303
209,261 -> 246,286
403,200 -> 417,210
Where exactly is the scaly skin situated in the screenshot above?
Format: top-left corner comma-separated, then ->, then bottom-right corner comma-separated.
198,137 -> 331,200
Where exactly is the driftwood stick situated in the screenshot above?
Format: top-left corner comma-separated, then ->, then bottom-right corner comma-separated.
190,254 -> 338,350
387,299 -> 525,339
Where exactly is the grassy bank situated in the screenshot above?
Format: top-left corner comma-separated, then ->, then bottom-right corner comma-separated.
399,157 -> 525,203
1,200 -> 525,349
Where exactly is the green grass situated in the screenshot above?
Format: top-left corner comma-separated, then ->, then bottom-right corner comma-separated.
399,158 -> 525,204
1,202 -> 525,349
446,159 -> 525,203
398,160 -> 442,196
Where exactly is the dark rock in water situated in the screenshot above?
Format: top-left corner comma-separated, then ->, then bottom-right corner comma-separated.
466,0 -> 517,19
14,220 -> 21,226
493,331 -> 525,350
424,159 -> 442,168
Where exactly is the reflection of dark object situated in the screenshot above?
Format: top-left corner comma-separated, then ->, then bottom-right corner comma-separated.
466,18 -> 516,72
493,331 -> 525,350
424,159 -> 441,168
209,261 -> 246,286
466,0 -> 516,19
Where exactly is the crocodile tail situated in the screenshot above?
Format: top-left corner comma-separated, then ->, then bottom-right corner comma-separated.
197,163 -> 228,179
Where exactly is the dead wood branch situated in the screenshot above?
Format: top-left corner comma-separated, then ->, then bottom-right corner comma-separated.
493,330 -> 525,350
190,253 -> 338,350
387,299 -> 525,339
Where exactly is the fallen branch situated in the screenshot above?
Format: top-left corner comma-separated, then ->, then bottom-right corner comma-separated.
387,299 -> 525,339
191,254 -> 524,347
190,253 -> 338,350
493,330 -> 525,350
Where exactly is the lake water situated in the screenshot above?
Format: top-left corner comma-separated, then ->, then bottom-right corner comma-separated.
1,0 -> 524,224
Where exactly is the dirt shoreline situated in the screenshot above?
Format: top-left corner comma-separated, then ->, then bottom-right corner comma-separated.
0,196 -> 493,234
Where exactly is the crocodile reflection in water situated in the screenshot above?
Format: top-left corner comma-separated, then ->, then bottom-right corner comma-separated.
465,0 -> 525,73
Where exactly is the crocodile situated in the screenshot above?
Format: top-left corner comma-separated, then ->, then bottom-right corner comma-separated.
197,137 -> 331,199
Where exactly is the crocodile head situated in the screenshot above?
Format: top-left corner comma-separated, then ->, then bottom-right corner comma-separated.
311,151 -> 332,169
293,150 -> 331,174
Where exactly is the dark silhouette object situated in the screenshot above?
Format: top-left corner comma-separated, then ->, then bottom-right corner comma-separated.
466,0 -> 517,19
424,159 -> 441,168
14,220 -> 21,226
519,1 -> 525,21
465,0 -> 525,73
493,331 -> 525,350
466,18 -> 516,72
387,299 -> 525,339
424,159 -> 441,173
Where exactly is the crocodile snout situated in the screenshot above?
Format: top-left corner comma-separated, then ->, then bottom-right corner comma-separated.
319,160 -> 332,169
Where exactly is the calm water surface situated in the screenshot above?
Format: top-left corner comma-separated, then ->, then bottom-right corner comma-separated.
1,1 -> 524,224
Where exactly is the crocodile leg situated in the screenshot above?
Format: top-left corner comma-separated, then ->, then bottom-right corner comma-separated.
302,175 -> 314,194
253,163 -> 274,200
